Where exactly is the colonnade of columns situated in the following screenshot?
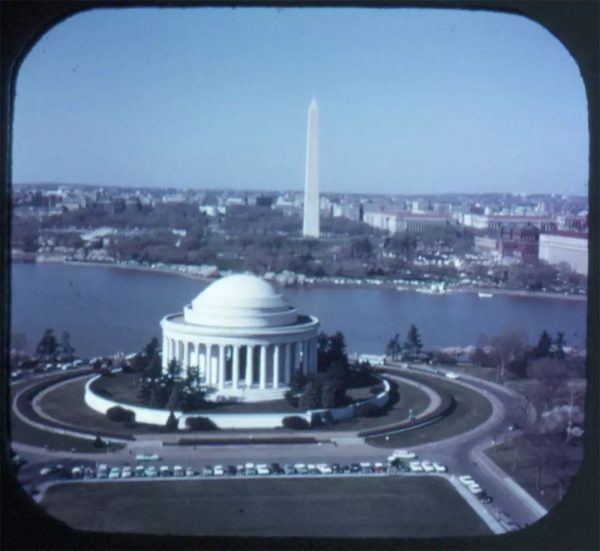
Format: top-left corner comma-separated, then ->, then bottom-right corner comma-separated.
162,336 -> 317,391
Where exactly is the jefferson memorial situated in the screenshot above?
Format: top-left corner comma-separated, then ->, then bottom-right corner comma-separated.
160,274 -> 320,402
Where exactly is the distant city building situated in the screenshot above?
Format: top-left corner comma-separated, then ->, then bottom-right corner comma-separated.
363,208 -> 450,233
160,274 -> 320,402
539,232 -> 588,275
303,98 -> 320,238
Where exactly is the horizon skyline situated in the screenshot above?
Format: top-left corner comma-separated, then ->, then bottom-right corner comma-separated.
12,8 -> 588,196
12,180 -> 589,200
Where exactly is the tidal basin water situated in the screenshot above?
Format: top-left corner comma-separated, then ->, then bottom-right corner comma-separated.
11,263 -> 587,358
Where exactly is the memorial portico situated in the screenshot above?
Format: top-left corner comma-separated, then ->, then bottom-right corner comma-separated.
160,274 -> 319,402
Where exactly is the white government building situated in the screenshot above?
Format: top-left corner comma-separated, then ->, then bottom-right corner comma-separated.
160,274 -> 320,402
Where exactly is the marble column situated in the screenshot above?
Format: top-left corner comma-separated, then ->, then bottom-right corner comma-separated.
284,343 -> 292,384
218,345 -> 225,390
246,345 -> 254,387
232,345 -> 240,389
260,345 -> 267,389
273,345 -> 280,388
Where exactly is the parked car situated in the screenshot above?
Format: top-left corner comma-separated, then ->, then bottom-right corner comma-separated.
360,462 -> 373,474
421,461 -> 435,473
236,465 -> 245,475
350,463 -> 361,473
330,463 -> 342,473
136,453 -> 160,462
432,462 -> 447,473
373,462 -> 386,473
284,464 -> 297,475
121,467 -> 132,478
317,463 -> 332,474
257,465 -> 271,476
409,461 -> 423,473
145,466 -> 158,478
294,463 -> 308,475
213,465 -> 225,476
134,465 -> 145,477
185,467 -> 196,477
70,467 -> 83,479
172,465 -> 184,477
108,467 -> 120,479
478,492 -> 493,504
392,449 -> 416,459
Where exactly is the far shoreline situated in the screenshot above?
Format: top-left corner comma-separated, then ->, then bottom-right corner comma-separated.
24,256 -> 588,303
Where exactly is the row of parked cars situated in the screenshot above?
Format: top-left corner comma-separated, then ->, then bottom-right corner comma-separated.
387,449 -> 448,474
458,475 -> 493,504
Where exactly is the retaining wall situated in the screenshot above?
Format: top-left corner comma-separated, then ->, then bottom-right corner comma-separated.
84,374 -> 391,430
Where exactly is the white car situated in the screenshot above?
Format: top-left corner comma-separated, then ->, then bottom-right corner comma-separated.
459,475 -> 475,485
420,461 -> 435,473
257,466 -> 271,475
433,462 -> 447,473
173,465 -> 184,477
467,484 -> 483,495
392,449 -> 416,459
134,466 -> 145,477
136,453 -> 160,462
145,466 -> 158,477
213,465 -> 225,476
121,467 -> 132,478
409,461 -> 423,473
108,467 -> 120,479
317,464 -> 332,474
185,467 -> 196,477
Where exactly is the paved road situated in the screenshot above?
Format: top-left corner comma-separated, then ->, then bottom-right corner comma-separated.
11,365 -> 546,533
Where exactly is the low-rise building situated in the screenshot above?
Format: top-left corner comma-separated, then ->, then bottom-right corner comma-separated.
539,232 -> 588,275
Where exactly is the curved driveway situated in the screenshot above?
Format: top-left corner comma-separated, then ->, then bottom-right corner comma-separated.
12,365 -> 547,531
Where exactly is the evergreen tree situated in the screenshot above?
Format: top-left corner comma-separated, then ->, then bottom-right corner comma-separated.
59,331 -> 75,355
165,411 -> 178,431
533,330 -> 553,359
404,325 -> 423,360
167,358 -> 180,379
299,380 -> 322,410
290,370 -> 307,394
554,332 -> 566,360
386,333 -> 401,360
144,337 -> 160,361
36,329 -> 58,357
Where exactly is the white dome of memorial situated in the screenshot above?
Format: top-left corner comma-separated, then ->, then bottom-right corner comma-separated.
161,274 -> 319,402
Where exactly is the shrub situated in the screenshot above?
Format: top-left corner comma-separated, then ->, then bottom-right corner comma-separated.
284,390 -> 299,408
282,416 -> 310,430
185,416 -> 218,431
165,411 -> 178,431
310,414 -> 324,428
320,410 -> 335,425
356,402 -> 381,418
106,406 -> 135,424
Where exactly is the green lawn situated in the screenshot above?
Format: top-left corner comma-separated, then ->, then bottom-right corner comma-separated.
41,477 -> 491,538
366,373 -> 493,448
485,434 -> 584,510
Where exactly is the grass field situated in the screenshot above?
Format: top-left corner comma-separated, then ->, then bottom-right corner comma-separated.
366,373 -> 493,447
485,434 -> 584,510
41,477 -> 491,538
39,372 -> 431,434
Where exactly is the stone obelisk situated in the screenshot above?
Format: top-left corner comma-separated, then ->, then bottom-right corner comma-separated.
303,98 -> 320,239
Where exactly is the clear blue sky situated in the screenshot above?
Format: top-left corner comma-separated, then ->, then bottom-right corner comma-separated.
12,7 -> 588,195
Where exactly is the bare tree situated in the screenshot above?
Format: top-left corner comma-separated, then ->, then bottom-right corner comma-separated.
490,328 -> 527,383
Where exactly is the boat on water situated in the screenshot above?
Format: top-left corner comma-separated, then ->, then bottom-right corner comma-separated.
477,292 -> 494,298
416,282 -> 449,295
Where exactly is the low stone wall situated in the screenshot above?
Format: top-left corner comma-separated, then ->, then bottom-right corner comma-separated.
309,377 -> 391,422
85,374 -> 391,430
84,376 -> 310,429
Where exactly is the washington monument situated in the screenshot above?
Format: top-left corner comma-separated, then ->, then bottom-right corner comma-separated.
303,98 -> 320,239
